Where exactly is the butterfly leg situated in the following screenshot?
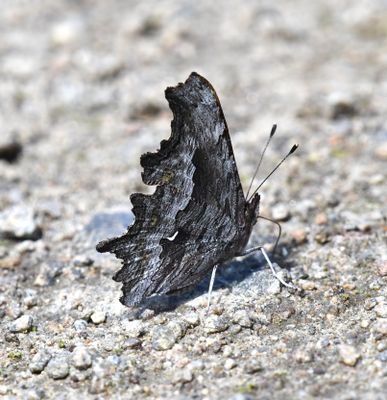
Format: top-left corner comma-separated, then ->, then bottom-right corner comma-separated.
241,246 -> 295,289
206,264 -> 218,312
256,215 -> 282,255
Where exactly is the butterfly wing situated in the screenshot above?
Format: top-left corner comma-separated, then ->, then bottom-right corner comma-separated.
97,72 -> 248,306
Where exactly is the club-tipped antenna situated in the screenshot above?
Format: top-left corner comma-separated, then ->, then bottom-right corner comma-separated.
246,124 -> 277,199
248,144 -> 298,201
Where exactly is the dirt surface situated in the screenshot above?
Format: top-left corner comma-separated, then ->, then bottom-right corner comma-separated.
1,1 -> 386,399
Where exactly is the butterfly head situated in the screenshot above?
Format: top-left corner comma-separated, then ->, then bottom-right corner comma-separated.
246,193 -> 260,226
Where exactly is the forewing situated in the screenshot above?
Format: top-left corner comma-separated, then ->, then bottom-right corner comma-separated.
96,72 -> 246,306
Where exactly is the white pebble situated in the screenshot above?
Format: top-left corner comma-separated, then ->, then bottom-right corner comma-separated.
9,315 -> 33,333
271,204 -> 290,221
91,311 -> 106,325
373,319 -> 387,335
224,358 -> 237,370
339,344 -> 361,366
72,346 -> 92,370
375,303 -> 387,318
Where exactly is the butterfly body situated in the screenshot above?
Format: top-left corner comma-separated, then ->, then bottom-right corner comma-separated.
97,73 -> 261,306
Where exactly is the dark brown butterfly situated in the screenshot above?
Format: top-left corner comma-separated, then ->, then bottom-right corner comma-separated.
96,72 -> 296,307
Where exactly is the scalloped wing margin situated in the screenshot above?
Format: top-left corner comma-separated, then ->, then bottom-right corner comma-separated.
96,73 -> 247,305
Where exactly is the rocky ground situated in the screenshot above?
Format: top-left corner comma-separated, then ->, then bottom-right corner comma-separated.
0,0 -> 386,399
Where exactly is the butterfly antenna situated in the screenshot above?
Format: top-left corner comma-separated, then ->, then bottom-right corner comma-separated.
248,144 -> 298,201
246,124 -> 277,199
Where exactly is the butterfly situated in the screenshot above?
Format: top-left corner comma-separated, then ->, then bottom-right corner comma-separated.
96,72 -> 297,307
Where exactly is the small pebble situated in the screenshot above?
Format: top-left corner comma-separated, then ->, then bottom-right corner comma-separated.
314,212 -> 328,225
376,351 -> 387,362
364,298 -> 377,311
256,312 -> 272,325
314,230 -> 330,244
267,273 -> 282,295
5,333 -> 20,344
26,388 -> 46,400
290,228 -> 307,245
88,376 -> 106,394
70,367 -> 92,382
294,349 -> 314,363
0,385 -> 7,395
342,282 -> 356,290
339,344 -> 361,366
378,261 -> 387,277
373,319 -> 387,336
377,342 -> 387,351
140,309 -> 155,320
183,311 -> 200,326
224,358 -> 237,370
73,255 -> 94,267
360,320 -> 370,328
72,346 -> 92,370
203,339 -> 222,355
9,315 -> 33,333
29,350 -> 51,374
123,337 -> 142,349
7,302 -> 22,319
369,280 -> 381,290
73,319 -> 88,332
122,320 -> 145,337
102,338 -> 115,352
46,356 -> 70,379
374,142 -> 387,161
223,345 -> 233,357
106,355 -> 121,366
0,205 -> 42,241
90,311 -> 106,324
33,261 -> 63,287
0,253 -> 21,269
152,323 -> 185,351
33,272 -> 51,287
23,290 -> 38,308
189,360 -> 204,371
244,360 -> 263,374
300,280 -> 317,291
172,368 -> 193,384
203,315 -> 229,334
229,324 -> 242,335
271,204 -> 290,221
233,310 -> 252,328
51,18 -> 84,46
375,303 -> 387,318
327,92 -> 357,119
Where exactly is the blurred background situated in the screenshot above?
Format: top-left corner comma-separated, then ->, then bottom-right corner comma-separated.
1,0 -> 386,220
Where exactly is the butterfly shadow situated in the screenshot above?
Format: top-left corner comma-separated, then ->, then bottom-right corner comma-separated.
138,240 -> 296,314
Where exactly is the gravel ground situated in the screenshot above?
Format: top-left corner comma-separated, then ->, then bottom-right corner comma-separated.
1,1 -> 386,399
